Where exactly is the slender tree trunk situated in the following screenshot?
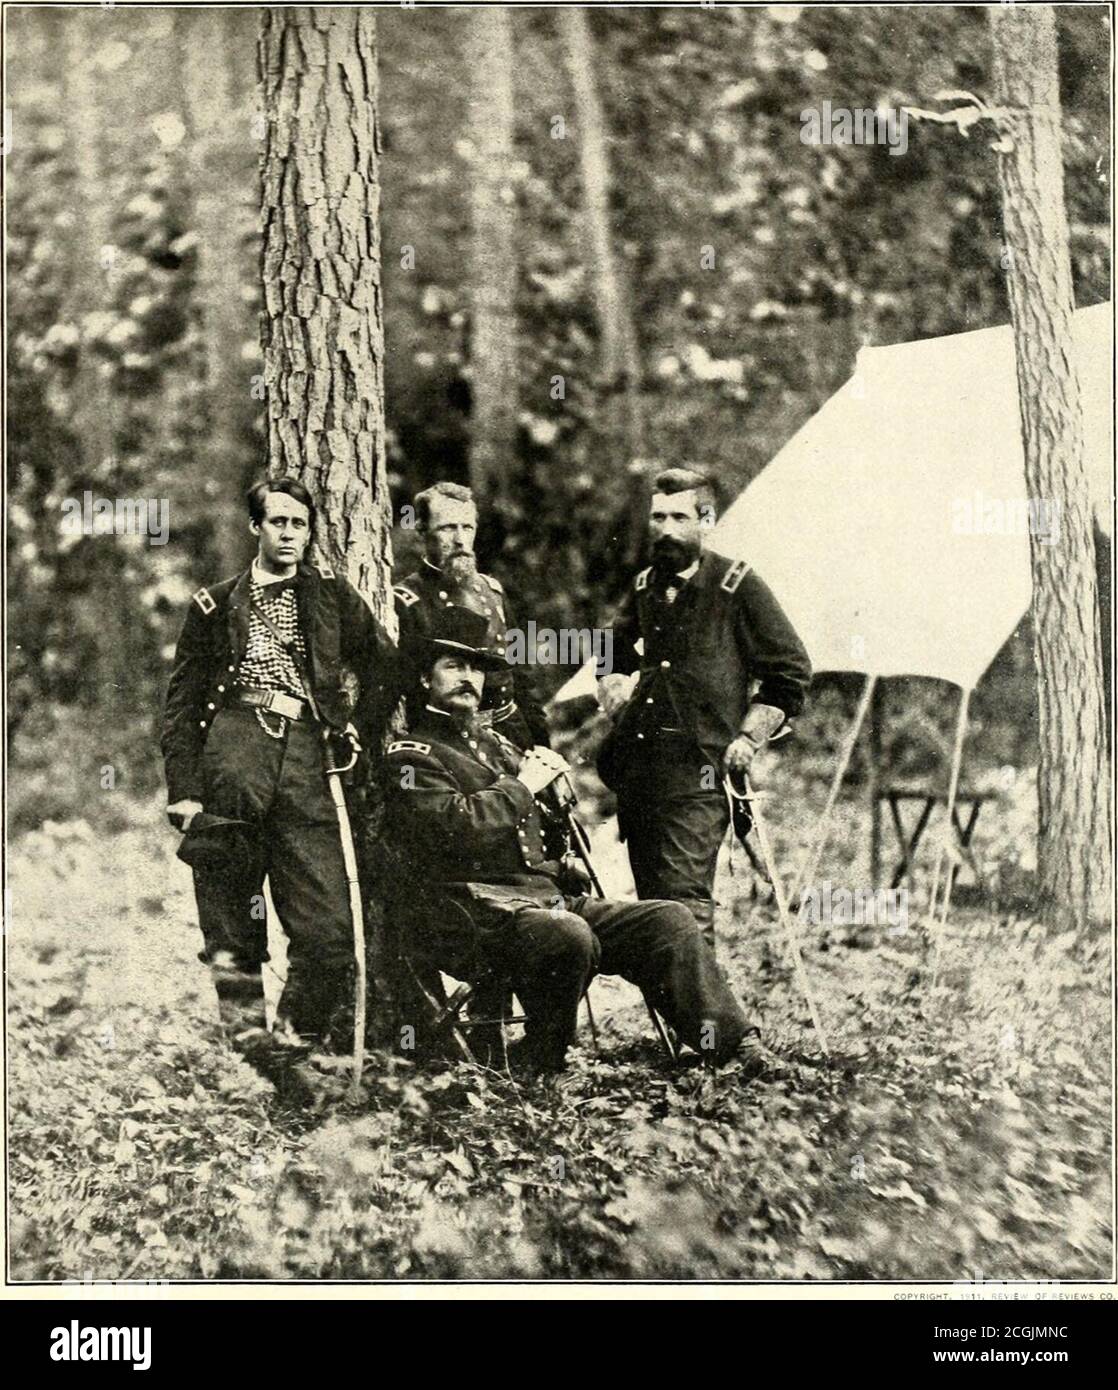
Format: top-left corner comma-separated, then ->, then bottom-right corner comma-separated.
558,7 -> 644,460
179,7 -> 259,577
259,6 -> 392,621
464,6 -> 518,507
61,6 -> 115,485
988,4 -> 1110,927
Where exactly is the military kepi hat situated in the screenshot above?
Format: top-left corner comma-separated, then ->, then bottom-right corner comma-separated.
420,604 -> 507,670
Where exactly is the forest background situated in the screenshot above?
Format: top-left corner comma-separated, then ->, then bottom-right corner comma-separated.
4,1 -> 1115,1285
6,2 -> 1111,833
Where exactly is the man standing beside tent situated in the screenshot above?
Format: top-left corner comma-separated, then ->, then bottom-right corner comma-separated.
597,468 -> 811,951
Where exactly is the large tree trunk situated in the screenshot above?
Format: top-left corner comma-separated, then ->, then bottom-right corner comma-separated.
988,4 -> 1111,928
259,6 -> 392,622
178,7 -> 259,577
558,8 -> 645,461
464,6 -> 519,508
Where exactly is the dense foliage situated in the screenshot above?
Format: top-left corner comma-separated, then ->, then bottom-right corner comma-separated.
5,5 -> 1110,814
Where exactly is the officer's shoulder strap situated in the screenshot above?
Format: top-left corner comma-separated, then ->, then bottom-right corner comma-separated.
635,567 -> 651,592
720,558 -> 752,595
394,584 -> 420,607
387,739 -> 431,756
192,587 -> 217,616
314,561 -> 335,580
482,573 -> 503,594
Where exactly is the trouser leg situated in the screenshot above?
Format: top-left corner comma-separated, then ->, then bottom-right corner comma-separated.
495,908 -> 598,1070
682,898 -> 717,952
577,895 -> 748,1062
619,771 -> 729,951
467,974 -> 513,1067
195,709 -> 277,1041
269,721 -> 356,1045
193,866 -> 269,1037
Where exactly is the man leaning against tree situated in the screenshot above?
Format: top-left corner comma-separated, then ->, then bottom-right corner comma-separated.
161,477 -> 396,1094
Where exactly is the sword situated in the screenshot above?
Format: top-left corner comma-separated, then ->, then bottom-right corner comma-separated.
725,772 -> 830,1057
324,725 -> 367,1100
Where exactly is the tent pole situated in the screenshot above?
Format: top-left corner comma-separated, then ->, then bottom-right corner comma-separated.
926,686 -> 971,930
869,678 -> 884,885
793,673 -> 877,904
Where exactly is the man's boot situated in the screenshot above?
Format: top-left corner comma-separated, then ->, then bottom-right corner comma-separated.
210,956 -> 322,1108
210,953 -> 268,1046
736,1026 -> 796,1083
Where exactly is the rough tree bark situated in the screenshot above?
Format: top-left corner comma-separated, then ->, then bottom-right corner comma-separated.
258,6 -> 392,623
178,7 -> 259,576
464,6 -> 519,507
988,3 -> 1111,927
558,7 -> 645,460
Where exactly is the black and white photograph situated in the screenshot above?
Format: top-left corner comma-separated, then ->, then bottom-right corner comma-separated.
2,0 -> 1114,1313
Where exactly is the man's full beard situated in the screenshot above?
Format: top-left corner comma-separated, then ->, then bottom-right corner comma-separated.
444,552 -> 478,586
651,537 -> 699,576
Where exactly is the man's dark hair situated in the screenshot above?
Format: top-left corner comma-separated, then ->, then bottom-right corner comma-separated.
651,467 -> 718,519
246,476 -> 317,528
414,480 -> 475,529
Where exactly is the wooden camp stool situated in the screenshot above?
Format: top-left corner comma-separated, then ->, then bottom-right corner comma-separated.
880,788 -> 989,893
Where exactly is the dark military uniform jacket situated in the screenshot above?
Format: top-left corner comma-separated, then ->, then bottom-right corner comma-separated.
601,550 -> 812,782
162,561 -> 396,805
394,561 -> 549,747
385,708 -> 569,936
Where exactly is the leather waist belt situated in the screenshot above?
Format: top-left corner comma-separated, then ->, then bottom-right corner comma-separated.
234,687 -> 308,720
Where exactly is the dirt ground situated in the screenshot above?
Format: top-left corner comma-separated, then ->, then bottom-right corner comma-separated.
6,774 -> 1112,1282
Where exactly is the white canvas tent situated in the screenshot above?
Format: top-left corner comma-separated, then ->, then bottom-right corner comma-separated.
708,301 -> 1112,690
551,304 -> 1113,916
707,302 -> 1112,914
552,303 -> 1111,707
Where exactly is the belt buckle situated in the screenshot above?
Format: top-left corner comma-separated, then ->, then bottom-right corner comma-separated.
261,690 -> 279,713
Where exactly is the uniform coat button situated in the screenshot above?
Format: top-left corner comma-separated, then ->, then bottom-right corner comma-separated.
217,684 -> 225,693
200,720 -> 207,729
661,660 -> 671,669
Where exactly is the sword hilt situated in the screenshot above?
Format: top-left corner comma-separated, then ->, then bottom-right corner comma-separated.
324,723 -> 362,776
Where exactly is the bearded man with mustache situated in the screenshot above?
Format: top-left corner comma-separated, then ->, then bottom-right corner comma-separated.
596,468 -> 811,956
394,481 -> 550,751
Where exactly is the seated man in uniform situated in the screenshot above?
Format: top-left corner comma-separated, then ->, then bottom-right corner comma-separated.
384,605 -> 781,1078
